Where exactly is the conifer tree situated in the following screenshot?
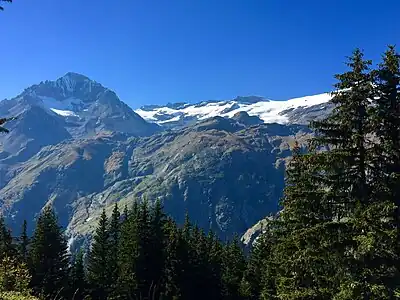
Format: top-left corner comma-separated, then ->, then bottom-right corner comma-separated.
221,235 -> 245,300
274,141 -> 339,299
87,209 -> 110,300
206,230 -> 223,299
163,219 -> 182,300
0,218 -> 14,260
108,203 -> 121,296
28,206 -> 69,299
308,49 -> 393,298
19,220 -> 29,262
116,204 -> 138,299
69,249 -> 87,300
147,199 -> 167,298
241,219 -> 276,300
363,44 -> 400,297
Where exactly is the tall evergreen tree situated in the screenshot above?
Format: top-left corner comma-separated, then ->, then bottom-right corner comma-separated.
0,217 -> 14,260
274,142 -> 338,299
69,249 -> 87,300
19,220 -> 29,262
221,235 -> 245,300
308,49 -> 393,299
369,44 -> 400,295
148,199 -> 167,298
241,219 -> 276,300
116,204 -> 138,299
87,209 -> 110,300
28,206 -> 69,299
108,203 -> 121,296
163,219 -> 183,300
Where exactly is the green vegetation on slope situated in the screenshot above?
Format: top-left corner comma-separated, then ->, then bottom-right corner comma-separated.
1,45 -> 400,299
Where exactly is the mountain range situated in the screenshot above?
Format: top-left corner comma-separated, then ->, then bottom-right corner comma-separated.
0,72 -> 333,250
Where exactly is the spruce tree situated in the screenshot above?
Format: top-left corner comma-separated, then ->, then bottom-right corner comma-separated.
241,219 -> 276,300
308,49 -> 393,299
206,230 -> 223,299
116,204 -> 138,299
163,219 -> 182,300
147,199 -> 167,298
69,249 -> 87,300
29,206 -> 69,299
87,209 -> 110,300
0,217 -> 14,260
274,141 -> 340,299
221,235 -> 245,300
108,203 -> 121,296
19,220 -> 29,262
368,44 -> 400,296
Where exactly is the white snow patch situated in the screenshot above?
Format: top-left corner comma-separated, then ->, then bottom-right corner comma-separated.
50,108 -> 78,117
37,96 -> 86,117
135,92 -> 332,125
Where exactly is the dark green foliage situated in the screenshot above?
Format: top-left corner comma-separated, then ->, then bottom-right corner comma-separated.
241,219 -> 278,300
19,220 -> 29,262
108,203 -> 121,296
222,235 -> 246,300
373,45 -> 400,290
28,206 -> 69,299
4,45 -> 400,300
0,217 -> 15,260
69,249 -> 87,300
87,209 -> 110,299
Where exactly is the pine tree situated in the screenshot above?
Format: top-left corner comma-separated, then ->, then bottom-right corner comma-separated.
307,49 -> 393,299
136,199 -> 160,299
28,206 -> 69,299
221,235 -> 245,300
87,209 -> 110,300
19,220 -> 29,262
108,203 -> 121,297
206,230 -> 223,299
0,217 -> 14,260
368,44 -> 400,296
163,219 -> 182,300
116,204 -> 138,299
241,219 -> 276,300
69,249 -> 87,300
274,141 -> 340,299
147,199 -> 167,298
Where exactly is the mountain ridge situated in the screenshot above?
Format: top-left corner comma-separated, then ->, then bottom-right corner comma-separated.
0,72 -> 331,251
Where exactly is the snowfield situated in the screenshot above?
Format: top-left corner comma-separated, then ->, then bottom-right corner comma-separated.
135,92 -> 332,125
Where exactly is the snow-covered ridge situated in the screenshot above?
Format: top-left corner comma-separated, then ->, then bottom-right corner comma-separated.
134,92 -> 332,126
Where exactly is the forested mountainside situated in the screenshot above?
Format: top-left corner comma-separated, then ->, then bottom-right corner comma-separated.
0,70 -> 325,247
0,34 -> 399,300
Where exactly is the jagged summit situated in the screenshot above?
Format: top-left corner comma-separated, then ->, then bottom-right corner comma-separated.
54,72 -> 94,91
0,73 -> 160,144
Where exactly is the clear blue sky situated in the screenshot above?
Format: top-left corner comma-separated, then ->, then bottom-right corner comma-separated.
1,0 -> 400,107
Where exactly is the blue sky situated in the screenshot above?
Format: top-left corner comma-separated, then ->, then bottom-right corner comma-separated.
1,0 -> 400,107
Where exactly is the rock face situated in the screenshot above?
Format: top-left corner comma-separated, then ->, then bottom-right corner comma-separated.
0,117 -> 312,242
0,72 -> 333,249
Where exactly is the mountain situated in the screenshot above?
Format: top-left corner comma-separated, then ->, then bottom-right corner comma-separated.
0,72 -> 335,251
0,117 -> 313,249
0,73 -> 160,167
135,93 -> 334,129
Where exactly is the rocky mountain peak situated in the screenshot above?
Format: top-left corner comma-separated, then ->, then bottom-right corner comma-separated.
20,72 -> 105,103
